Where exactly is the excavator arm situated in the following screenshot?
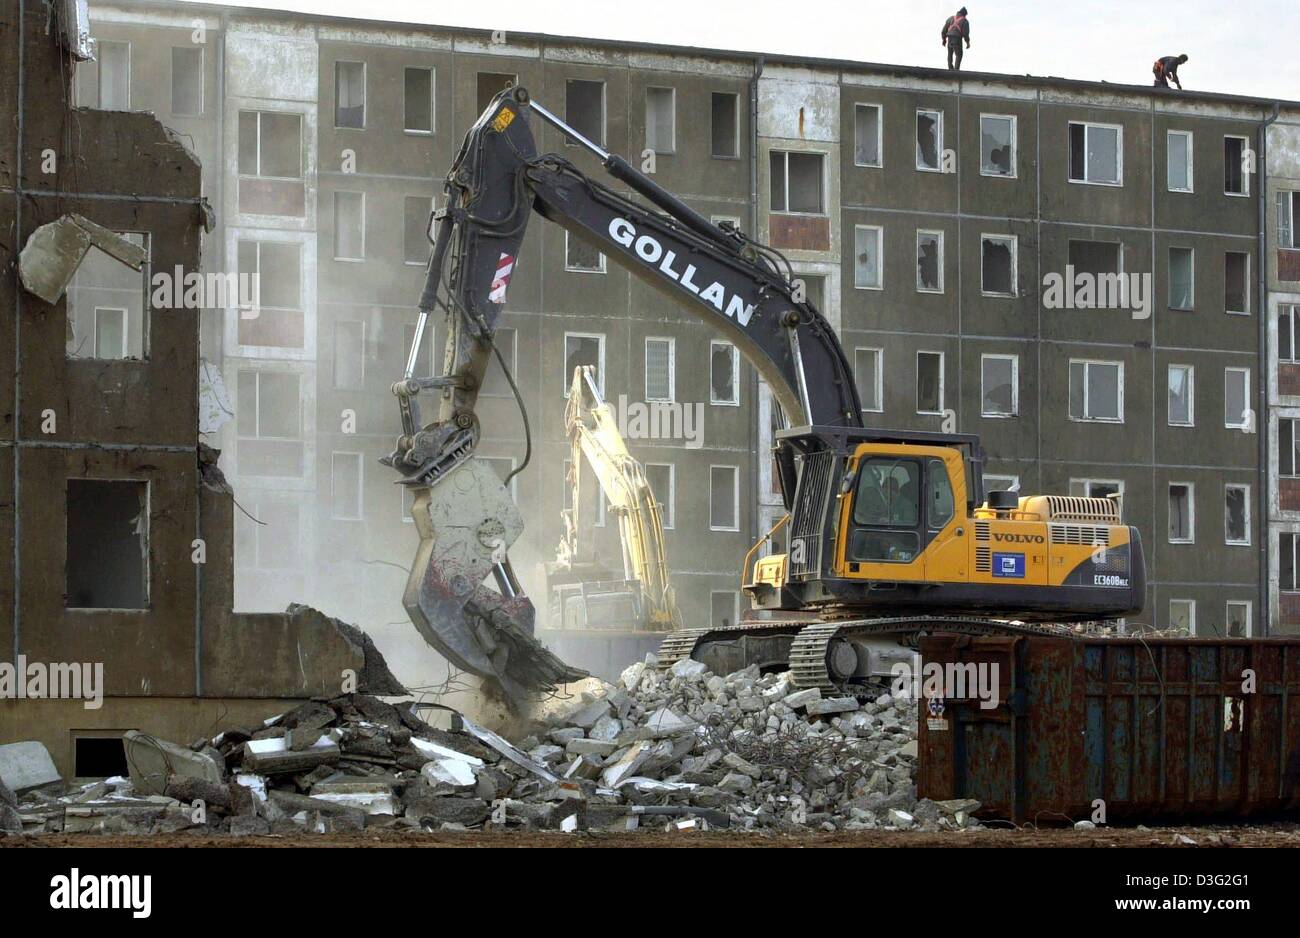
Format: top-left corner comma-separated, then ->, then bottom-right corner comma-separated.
386,85 -> 862,704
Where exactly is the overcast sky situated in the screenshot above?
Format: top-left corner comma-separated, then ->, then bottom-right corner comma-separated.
175,0 -> 1289,100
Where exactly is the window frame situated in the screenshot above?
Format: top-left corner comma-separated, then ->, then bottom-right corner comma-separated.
854,102 -> 884,169
332,190 -> 366,262
645,462 -> 676,529
644,335 -> 676,403
1280,417 -> 1300,478
853,224 -> 884,290
1168,481 -> 1195,544
1224,367 -> 1251,429
333,319 -> 366,391
645,85 -> 677,155
916,350 -> 945,416
915,108 -> 945,173
916,228 -> 945,294
169,44 -> 204,118
1226,600 -> 1253,637
402,66 -> 435,136
330,451 -> 365,522
1279,191 -> 1298,249
93,306 -> 129,361
979,113 -> 1017,179
1167,363 -> 1195,427
1169,598 -> 1197,634
710,340 -> 740,406
980,353 -> 1019,418
1224,483 -> 1252,546
855,347 -> 884,414
239,109 -> 304,181
710,91 -> 741,160
1068,358 -> 1125,424
980,233 -> 1018,297
562,331 -> 606,398
709,464 -> 741,532
1166,129 -> 1194,193
97,39 -> 131,111
1068,120 -> 1124,187
1224,134 -> 1251,197
333,60 -> 367,131
564,228 -> 606,274
564,78 -> 607,148
1224,251 -> 1251,315
1168,246 -> 1195,311
1280,305 -> 1300,364
237,369 -> 302,442
769,149 -> 827,216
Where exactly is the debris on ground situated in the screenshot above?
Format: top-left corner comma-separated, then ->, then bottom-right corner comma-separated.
1,656 -> 978,837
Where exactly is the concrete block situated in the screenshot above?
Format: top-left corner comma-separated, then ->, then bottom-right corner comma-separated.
785,688 -> 823,709
566,738 -> 617,757
567,697 -> 613,730
0,741 -> 62,796
601,741 -> 652,788
805,696 -> 859,716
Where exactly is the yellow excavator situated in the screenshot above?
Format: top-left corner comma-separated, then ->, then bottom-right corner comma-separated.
383,86 -> 1145,704
546,365 -> 682,634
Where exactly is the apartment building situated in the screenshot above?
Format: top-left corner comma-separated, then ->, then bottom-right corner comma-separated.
84,1 -> 1295,640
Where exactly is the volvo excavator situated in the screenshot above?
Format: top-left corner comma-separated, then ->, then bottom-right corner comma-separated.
384,85 -> 1145,705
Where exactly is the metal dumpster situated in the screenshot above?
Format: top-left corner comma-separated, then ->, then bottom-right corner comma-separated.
917,634 -> 1300,823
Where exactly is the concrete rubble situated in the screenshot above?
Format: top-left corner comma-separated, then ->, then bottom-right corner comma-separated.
0,653 -> 989,837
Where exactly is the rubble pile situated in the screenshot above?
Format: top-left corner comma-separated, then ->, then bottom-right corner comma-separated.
2,657 -> 983,836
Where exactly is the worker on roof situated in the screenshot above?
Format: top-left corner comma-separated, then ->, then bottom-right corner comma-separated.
942,7 -> 971,71
1153,54 -> 1189,89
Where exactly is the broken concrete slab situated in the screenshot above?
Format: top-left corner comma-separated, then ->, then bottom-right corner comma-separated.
123,732 -> 223,796
601,741 -> 652,788
784,688 -> 823,709
241,733 -> 341,776
805,696 -> 860,716
18,213 -> 148,305
0,741 -> 62,797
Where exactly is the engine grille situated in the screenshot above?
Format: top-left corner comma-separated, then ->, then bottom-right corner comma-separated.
1049,524 -> 1112,547
788,450 -> 835,580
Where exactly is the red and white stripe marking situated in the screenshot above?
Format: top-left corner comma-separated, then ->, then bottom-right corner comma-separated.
489,253 -> 515,303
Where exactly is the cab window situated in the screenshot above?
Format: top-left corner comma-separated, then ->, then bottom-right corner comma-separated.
927,458 -> 955,529
850,458 -> 921,563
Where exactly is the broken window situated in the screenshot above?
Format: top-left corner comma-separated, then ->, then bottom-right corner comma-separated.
711,92 -> 739,159
711,590 -> 738,629
1169,483 -> 1194,542
236,370 -> 303,477
333,191 -> 364,260
798,274 -> 825,312
984,474 -> 1019,495
1069,360 -> 1123,422
1279,191 -> 1299,248
565,230 -> 605,272
1069,122 -> 1121,185
981,354 -> 1017,417
645,463 -> 675,528
645,337 -> 674,402
476,72 -> 516,115
646,86 -> 675,154
916,109 -> 942,172
769,151 -> 824,214
980,114 -> 1015,177
981,235 -> 1016,296
1225,252 -> 1249,313
331,452 -> 364,521
564,333 -> 605,396
66,231 -> 148,361
855,348 -> 882,413
916,351 -> 943,414
171,46 -> 203,117
334,320 -> 364,391
1167,130 -> 1193,192
1226,600 -> 1251,636
854,225 -> 882,289
66,479 -> 148,609
1070,479 -> 1123,501
855,104 -> 882,167
1281,418 -> 1300,477
1168,364 -> 1194,426
97,40 -> 130,110
404,196 -> 432,264
238,111 -> 302,178
565,79 -> 605,146
1068,239 -> 1122,279
1224,367 -> 1250,429
1224,136 -> 1248,195
1281,306 -> 1300,363
710,466 -> 739,531
711,341 -> 739,405
1225,485 -> 1250,545
480,326 -> 516,396
404,67 -> 434,133
1169,247 -> 1194,310
335,61 -> 366,129
1169,599 -> 1196,633
917,229 -> 943,292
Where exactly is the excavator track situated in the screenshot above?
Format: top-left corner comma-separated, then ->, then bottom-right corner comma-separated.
659,615 -> 1077,694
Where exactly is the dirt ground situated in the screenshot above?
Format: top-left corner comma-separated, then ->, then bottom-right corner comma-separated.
5,823 -> 1300,848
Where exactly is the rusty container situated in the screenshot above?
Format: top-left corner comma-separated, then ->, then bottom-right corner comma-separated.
917,634 -> 1300,823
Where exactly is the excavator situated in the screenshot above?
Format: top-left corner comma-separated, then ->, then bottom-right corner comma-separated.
545,365 -> 682,634
384,85 -> 1145,704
